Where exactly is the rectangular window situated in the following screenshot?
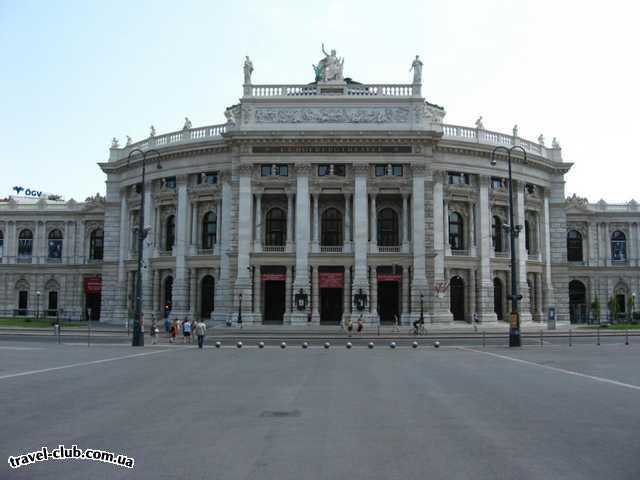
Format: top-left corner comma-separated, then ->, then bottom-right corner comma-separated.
164,177 -> 177,189
375,165 -> 386,177
448,172 -> 467,185
48,291 -> 58,316
333,164 -> 345,176
276,164 -> 288,176
48,240 -> 62,260
392,165 -> 403,177
18,290 -> 28,315
0,237 -> 3,258
199,172 -> 218,184
318,165 -> 330,177
261,165 -> 273,176
491,177 -> 504,189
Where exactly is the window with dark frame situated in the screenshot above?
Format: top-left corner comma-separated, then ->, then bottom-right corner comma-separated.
377,208 -> 399,246
448,212 -> 464,250
567,230 -> 583,262
90,229 -> 104,260
321,208 -> 343,246
611,230 -> 627,262
265,208 -> 286,246
47,229 -> 63,260
18,229 -> 33,259
165,216 -> 175,252
492,216 -> 503,252
201,212 -> 217,249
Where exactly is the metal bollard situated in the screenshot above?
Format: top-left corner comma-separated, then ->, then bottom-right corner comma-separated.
569,328 -> 572,347
482,331 -> 486,348
597,327 -> 600,346
625,328 -> 629,346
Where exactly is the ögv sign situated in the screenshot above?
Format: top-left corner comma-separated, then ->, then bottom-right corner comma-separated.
13,186 -> 45,197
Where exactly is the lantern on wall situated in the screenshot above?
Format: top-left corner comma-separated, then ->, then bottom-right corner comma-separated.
354,289 -> 368,311
295,289 -> 308,311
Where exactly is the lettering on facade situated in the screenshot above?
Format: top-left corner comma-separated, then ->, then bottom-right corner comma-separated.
254,107 -> 411,124
252,145 -> 412,154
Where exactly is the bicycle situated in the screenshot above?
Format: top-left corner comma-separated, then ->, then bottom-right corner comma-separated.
409,322 -> 427,335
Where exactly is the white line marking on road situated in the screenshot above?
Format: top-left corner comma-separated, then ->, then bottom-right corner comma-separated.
458,347 -> 640,391
0,346 -> 42,351
0,349 -> 174,381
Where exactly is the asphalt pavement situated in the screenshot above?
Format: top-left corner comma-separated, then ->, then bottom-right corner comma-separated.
1,340 -> 639,480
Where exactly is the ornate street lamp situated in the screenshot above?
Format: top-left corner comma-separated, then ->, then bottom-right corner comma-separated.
354,288 -> 368,311
491,145 -> 526,347
295,288 -> 308,311
127,148 -> 162,347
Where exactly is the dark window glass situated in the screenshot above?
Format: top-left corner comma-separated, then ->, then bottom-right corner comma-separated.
18,290 -> 28,315
266,208 -> 286,246
165,216 -> 175,251
491,177 -> 504,189
567,230 -> 583,261
318,165 -> 330,176
611,230 -> 627,261
492,216 -> 503,252
377,208 -> 399,246
48,229 -> 63,260
261,165 -> 272,176
90,229 -> 104,260
448,172 -> 467,185
524,220 -> 531,253
493,278 -> 503,320
333,164 -> 346,176
375,165 -> 386,177
18,229 -> 33,258
200,172 -> 218,184
448,212 -> 464,250
392,165 -> 403,177
321,208 -> 343,246
201,212 -> 217,249
526,184 -> 535,195
164,177 -> 176,189
0,230 -> 3,257
276,165 -> 288,176
48,291 -> 58,316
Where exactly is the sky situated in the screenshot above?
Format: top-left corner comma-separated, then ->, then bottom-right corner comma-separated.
1,0 -> 639,203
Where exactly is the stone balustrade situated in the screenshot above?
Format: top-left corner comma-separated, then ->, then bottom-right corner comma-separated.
442,124 -> 551,159
249,83 -> 418,98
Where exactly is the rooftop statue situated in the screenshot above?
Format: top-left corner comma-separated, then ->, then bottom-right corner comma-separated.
183,117 -> 192,130
111,137 -> 119,148
313,44 -> 344,82
410,55 -> 423,84
512,124 -> 519,137
552,137 -> 561,148
149,125 -> 156,138
475,116 -> 484,129
125,135 -> 132,147
243,56 -> 254,85
538,134 -> 545,146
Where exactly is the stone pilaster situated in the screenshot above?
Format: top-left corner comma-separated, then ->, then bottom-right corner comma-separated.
189,268 -> 197,319
352,164 -> 371,321
369,193 -> 377,251
233,164 -> 256,322
212,173 -> 233,323
515,182 -> 532,322
170,176 -> 189,318
312,193 -> 320,253
402,194 -> 409,253
344,193 -> 351,252
430,169 -> 452,322
291,164 -> 311,323
286,193 -> 294,252
477,175 -> 497,322
254,193 -> 262,253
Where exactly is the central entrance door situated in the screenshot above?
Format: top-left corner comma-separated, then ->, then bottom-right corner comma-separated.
378,282 -> 400,323
319,267 -> 344,325
449,276 -> 465,321
262,266 -> 286,324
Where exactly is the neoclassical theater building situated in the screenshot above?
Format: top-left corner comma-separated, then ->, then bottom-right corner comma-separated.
1,51 -> 639,325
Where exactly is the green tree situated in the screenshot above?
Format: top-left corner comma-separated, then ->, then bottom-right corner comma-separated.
590,297 -> 600,323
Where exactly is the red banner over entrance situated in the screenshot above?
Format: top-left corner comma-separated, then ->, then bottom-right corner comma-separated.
319,272 -> 344,288
377,274 -> 401,282
84,277 -> 102,294
261,274 -> 286,281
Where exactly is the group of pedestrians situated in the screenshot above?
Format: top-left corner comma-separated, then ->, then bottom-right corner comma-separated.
344,316 -> 365,337
149,315 -> 207,348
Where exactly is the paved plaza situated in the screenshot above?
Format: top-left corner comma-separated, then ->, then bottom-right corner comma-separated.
1,340 -> 639,480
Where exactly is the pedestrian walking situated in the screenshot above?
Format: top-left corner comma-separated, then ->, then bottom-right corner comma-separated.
346,318 -> 353,337
182,318 -> 192,344
170,319 -> 178,343
195,320 -> 207,349
473,311 -> 479,332
150,318 -> 159,345
164,316 -> 171,335
392,313 -> 400,332
357,316 -> 364,334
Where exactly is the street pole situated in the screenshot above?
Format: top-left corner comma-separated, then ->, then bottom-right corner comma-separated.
420,293 -> 424,323
238,293 -> 243,328
128,148 -> 162,347
36,291 -> 41,321
491,146 -> 526,347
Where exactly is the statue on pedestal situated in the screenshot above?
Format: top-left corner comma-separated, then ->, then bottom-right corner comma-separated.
149,125 -> 156,138
475,116 -> 484,129
243,56 -> 254,85
538,134 -> 545,146
313,44 -> 344,82
111,137 -> 119,148
183,117 -> 192,130
512,124 -> 519,137
410,55 -> 423,84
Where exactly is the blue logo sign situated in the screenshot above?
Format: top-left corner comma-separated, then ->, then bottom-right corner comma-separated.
13,186 -> 43,197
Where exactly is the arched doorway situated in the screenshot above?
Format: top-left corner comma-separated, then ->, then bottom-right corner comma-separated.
200,275 -> 215,319
450,276 -> 465,321
569,280 -> 587,323
493,278 -> 504,320
163,276 -> 173,318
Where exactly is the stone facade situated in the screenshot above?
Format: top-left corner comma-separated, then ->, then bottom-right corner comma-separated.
2,61 -> 639,326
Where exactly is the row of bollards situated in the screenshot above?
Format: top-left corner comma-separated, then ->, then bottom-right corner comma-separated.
214,340 -> 441,349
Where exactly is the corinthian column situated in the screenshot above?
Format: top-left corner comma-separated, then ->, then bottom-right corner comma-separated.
352,163 -> 371,322
515,181 -> 532,322
477,175 -> 497,322
234,164 -> 255,322
171,175 -> 190,317
213,172 -> 232,323
431,169 -> 452,322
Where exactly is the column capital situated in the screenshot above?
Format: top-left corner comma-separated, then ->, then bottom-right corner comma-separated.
295,163 -> 313,176
353,163 -> 369,176
411,163 -> 428,176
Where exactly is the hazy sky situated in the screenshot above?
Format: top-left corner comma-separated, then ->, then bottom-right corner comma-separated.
1,0 -> 638,203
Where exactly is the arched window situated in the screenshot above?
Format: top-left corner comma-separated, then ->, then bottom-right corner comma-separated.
265,208 -> 286,246
377,208 -> 399,246
165,215 -> 175,252
611,230 -> 627,262
569,280 -> 587,323
48,229 -> 63,260
492,216 -> 503,252
18,229 -> 33,259
524,220 -> 531,253
321,208 -> 343,246
493,278 -> 504,320
567,230 -> 583,262
448,212 -> 464,250
89,229 -> 104,260
201,212 -> 216,250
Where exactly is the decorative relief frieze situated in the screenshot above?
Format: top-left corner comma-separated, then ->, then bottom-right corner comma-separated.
254,107 -> 412,124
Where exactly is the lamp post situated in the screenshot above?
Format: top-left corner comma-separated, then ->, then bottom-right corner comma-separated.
238,293 -> 243,328
127,148 -> 162,347
491,145 -> 526,347
420,293 -> 424,323
35,291 -> 41,321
